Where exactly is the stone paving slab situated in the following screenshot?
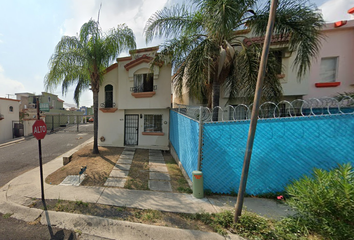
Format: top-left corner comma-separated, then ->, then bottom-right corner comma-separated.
109,170 -> 129,178
122,151 -> 135,155
59,175 -> 85,186
149,158 -> 165,164
149,172 -> 171,181
149,180 -> 172,192
120,154 -> 134,159
113,164 -> 131,171
117,158 -> 133,164
104,178 -> 126,187
149,165 -> 168,173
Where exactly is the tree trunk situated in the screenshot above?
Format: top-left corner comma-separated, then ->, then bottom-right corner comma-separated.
92,90 -> 99,154
212,82 -> 221,121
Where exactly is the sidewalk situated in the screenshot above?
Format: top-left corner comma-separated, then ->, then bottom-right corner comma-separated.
0,139 -> 294,239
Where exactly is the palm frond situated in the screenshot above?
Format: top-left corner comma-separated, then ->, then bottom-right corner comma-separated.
144,4 -> 203,43
250,0 -> 325,79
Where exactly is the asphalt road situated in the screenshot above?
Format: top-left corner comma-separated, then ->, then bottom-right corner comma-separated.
0,123 -> 94,188
0,124 -> 93,239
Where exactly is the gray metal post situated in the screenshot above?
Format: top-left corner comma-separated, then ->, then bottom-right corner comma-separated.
197,107 -> 203,171
234,0 -> 278,223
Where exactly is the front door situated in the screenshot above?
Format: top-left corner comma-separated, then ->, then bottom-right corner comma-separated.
124,114 -> 139,145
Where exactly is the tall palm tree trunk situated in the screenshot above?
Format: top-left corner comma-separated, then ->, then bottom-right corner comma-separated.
92,90 -> 99,154
212,82 -> 221,121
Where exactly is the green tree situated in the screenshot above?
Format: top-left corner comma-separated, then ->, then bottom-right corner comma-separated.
45,19 -> 136,154
145,0 -> 324,120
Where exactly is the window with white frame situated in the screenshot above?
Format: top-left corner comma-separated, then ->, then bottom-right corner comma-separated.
144,115 -> 162,132
320,57 -> 338,83
134,73 -> 154,92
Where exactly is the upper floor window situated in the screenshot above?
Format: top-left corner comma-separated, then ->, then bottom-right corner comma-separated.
105,84 -> 113,108
320,57 -> 338,82
273,50 -> 282,75
9,106 -> 13,112
134,73 -> 154,93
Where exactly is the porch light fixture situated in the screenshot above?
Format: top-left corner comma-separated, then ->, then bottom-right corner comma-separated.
140,114 -> 143,118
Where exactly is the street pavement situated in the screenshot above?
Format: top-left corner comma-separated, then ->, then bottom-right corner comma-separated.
0,136 -> 295,240
0,124 -> 93,187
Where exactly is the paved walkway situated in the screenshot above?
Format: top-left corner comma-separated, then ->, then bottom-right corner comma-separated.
104,148 -> 135,187
148,149 -> 172,192
0,139 -> 295,240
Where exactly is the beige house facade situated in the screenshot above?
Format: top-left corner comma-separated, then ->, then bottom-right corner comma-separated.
0,97 -> 20,143
98,47 -> 171,149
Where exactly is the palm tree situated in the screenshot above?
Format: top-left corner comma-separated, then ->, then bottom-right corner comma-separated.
45,19 -> 136,154
144,0 -> 324,120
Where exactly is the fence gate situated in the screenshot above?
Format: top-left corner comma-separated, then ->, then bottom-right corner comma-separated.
12,121 -> 24,138
124,114 -> 139,145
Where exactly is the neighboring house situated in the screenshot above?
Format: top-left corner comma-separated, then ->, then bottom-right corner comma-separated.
0,97 -> 20,143
173,19 -> 354,116
172,29 -> 311,119
98,47 -> 171,149
16,92 -> 83,134
304,19 -> 354,99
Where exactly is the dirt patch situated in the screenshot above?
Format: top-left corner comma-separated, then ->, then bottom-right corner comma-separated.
45,145 -> 123,186
124,149 -> 149,190
46,144 -> 191,193
29,199 -> 214,232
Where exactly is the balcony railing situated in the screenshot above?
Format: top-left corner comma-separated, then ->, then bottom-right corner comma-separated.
130,85 -> 157,93
100,102 -> 116,108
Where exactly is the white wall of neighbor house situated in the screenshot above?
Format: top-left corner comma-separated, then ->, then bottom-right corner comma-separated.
0,98 -> 20,143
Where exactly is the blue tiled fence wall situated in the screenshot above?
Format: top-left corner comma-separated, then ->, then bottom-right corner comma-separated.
170,110 -> 354,195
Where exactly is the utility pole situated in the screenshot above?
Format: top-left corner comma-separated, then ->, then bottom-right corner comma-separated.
234,0 -> 278,223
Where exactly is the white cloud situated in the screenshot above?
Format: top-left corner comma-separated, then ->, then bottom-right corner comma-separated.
0,65 -> 25,97
320,0 -> 354,22
61,0 -> 168,48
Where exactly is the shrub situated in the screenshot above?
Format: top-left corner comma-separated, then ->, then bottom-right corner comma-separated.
286,163 -> 354,239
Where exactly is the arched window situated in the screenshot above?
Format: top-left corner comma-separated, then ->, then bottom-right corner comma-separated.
105,84 -> 113,108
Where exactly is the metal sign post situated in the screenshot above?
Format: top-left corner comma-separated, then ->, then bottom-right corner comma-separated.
33,98 -> 47,204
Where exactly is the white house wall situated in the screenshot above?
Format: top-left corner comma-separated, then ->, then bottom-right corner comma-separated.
0,98 -> 20,143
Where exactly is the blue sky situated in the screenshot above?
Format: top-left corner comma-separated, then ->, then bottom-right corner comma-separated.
0,0 -> 353,107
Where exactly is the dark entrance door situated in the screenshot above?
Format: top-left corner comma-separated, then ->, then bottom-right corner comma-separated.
124,114 -> 139,145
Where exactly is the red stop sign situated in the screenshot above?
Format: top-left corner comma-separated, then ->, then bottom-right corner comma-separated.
32,120 -> 47,140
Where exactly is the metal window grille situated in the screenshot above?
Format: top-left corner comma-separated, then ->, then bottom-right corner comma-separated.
144,115 -> 162,132
134,73 -> 153,93
105,84 -> 113,108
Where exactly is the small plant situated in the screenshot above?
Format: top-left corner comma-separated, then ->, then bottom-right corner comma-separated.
141,210 -> 161,222
229,188 -> 237,197
75,200 -> 88,207
204,189 -> 213,196
2,213 -> 13,219
177,186 -> 193,193
286,163 -> 354,239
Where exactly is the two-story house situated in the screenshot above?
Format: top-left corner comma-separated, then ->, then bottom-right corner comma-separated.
304,19 -> 354,99
98,47 -> 171,149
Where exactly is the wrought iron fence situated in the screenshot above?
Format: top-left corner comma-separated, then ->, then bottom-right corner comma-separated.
172,96 -> 354,122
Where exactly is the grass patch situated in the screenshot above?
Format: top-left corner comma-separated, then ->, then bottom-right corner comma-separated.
124,149 -> 149,190
28,198 -> 326,239
2,213 -> 13,219
164,154 -> 192,193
